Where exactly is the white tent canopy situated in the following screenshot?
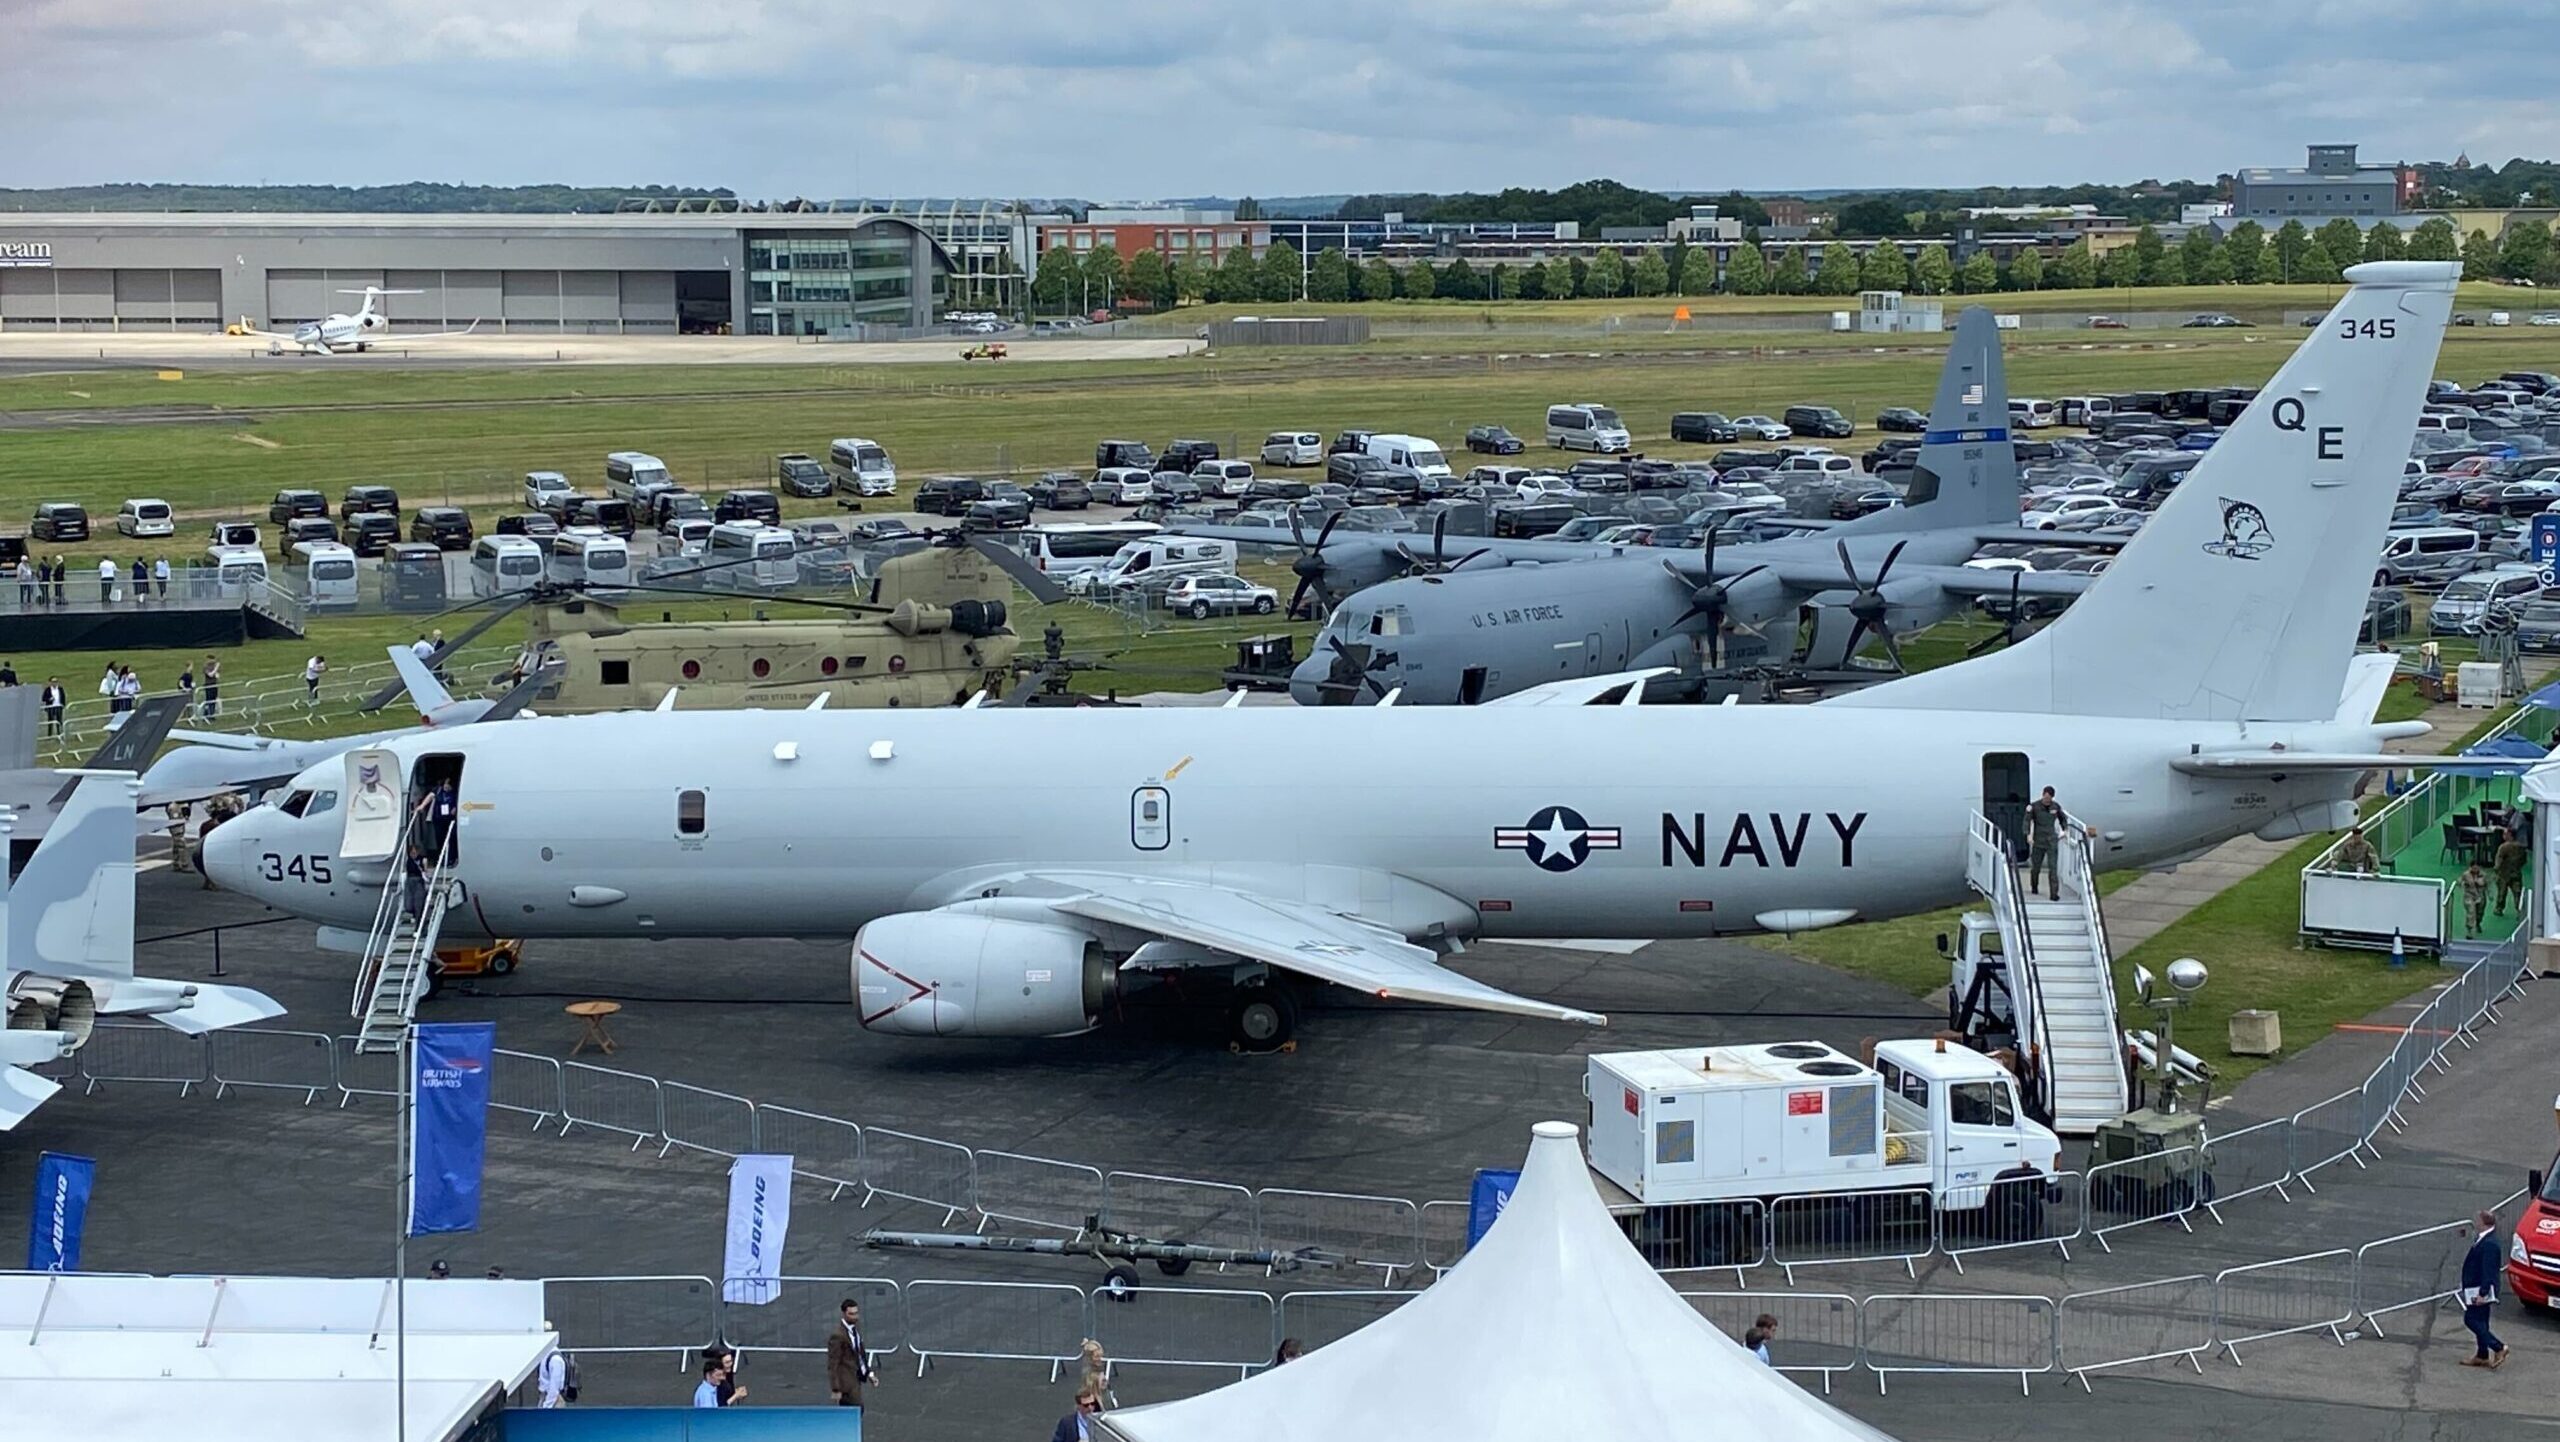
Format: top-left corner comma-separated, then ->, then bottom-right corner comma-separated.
1101,1121 -> 1902,1442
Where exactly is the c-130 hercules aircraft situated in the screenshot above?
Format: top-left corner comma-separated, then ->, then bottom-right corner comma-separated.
208,263 -> 2457,1051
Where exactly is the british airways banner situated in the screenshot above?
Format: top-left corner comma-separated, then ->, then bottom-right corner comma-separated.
409,1022 -> 495,1236
723,1154 -> 795,1304
26,1152 -> 95,1271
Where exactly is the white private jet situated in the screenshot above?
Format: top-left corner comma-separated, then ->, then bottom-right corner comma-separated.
207,263 -> 2460,1051
236,287 -> 480,355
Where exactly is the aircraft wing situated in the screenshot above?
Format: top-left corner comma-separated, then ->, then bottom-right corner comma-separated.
388,320 -> 483,342
1017,872 -> 1606,1026
1754,557 -> 2095,600
1160,524 -> 1625,565
0,1065 -> 63,1131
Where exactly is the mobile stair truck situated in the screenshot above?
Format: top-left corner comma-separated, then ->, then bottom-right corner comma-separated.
1585,1038 -> 2063,1275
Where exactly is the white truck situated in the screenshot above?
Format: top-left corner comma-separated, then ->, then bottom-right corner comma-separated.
1585,1037 -> 2061,1268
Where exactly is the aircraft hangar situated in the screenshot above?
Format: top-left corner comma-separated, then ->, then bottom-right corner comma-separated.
0,210 -> 956,337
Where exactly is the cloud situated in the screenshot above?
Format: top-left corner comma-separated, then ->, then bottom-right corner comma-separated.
0,0 -> 2545,196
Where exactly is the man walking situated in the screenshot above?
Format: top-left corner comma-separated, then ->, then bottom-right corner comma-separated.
2459,860 -> 2492,937
2460,1210 -> 2508,1368
2025,786 -> 2069,900
826,1297 -> 877,1407
303,654 -> 327,704
14,557 -> 31,608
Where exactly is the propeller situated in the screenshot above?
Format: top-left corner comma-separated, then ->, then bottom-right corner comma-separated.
1285,509 -> 1349,619
1965,570 -> 2049,656
1661,522 -> 1773,669
1833,538 -> 1913,674
1393,511 -> 1494,578
1310,633 -> 1394,705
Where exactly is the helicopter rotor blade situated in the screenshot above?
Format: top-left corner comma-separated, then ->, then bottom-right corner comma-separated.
962,532 -> 1069,605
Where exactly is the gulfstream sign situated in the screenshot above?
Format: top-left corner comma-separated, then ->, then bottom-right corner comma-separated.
0,242 -> 53,267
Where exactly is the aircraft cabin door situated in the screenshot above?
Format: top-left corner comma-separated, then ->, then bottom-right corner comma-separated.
1131,786 -> 1171,851
1983,752 -> 2030,859
340,746 -> 404,862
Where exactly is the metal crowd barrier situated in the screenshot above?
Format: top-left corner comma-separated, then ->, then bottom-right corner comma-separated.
714,1275 -> 903,1362
758,1106 -> 864,1197
974,1151 -> 1105,1236
2085,1146 -> 2204,1248
1254,1189 -> 1423,1285
1679,1290 -> 1860,1392
205,1027 -> 333,1105
561,1061 -> 664,1151
1275,1290 -> 1414,1353
2287,1088 -> 2368,1185
659,1080 -> 756,1160
861,1128 -> 975,1223
1859,1293 -> 2056,1395
903,1279 -> 1088,1380
1941,1170 -> 2082,1271
1102,1172 -> 1259,1257
1088,1285 -> 1275,1378
2197,1116 -> 2295,1219
544,1275 -> 718,1364
1768,1187 -> 1933,1282
2054,1274 -> 2213,1389
2212,1249 -> 2356,1362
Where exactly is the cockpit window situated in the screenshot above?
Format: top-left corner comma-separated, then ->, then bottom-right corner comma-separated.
1371,607 -> 1408,637
305,790 -> 340,816
277,790 -> 314,818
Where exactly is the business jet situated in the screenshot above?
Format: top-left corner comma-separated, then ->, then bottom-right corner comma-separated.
235,287 -> 480,355
206,263 -> 2458,1051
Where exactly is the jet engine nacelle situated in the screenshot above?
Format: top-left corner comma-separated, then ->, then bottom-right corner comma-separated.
6,975 -> 97,1048
853,913 -> 1116,1038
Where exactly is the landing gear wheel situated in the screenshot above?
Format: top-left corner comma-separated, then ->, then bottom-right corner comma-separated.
1100,1265 -> 1141,1299
1227,984 -> 1298,1054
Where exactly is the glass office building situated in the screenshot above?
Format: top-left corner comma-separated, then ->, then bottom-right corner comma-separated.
746,229 -> 944,336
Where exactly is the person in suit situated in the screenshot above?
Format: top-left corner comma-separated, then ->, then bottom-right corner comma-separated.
825,1297 -> 877,1406
2460,1209 -> 2508,1368
1049,1386 -> 1104,1442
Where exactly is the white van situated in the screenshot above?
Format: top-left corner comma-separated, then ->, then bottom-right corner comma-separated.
1545,403 -> 1632,453
1011,521 -> 1161,578
203,544 -> 270,596
1195,459 -> 1258,497
468,536 -> 546,598
658,517 -> 715,559
707,521 -> 798,589
1774,453 -> 1863,481
547,529 -> 631,589
2009,398 -> 2059,429
1085,536 -> 1239,595
2057,396 -> 2115,427
116,497 -> 175,538
1359,433 -> 1454,482
604,451 -> 672,501
1261,431 -> 1323,467
829,437 -> 898,496
2375,526 -> 2485,588
290,540 -> 359,608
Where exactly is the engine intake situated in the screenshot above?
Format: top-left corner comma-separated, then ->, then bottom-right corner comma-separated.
853,913 -> 1115,1037
6,976 -> 97,1047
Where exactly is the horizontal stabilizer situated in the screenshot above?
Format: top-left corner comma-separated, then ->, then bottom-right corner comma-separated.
148,982 -> 287,1035
0,1066 -> 63,1131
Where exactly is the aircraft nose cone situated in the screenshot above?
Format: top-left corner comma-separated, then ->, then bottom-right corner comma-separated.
199,822 -> 251,894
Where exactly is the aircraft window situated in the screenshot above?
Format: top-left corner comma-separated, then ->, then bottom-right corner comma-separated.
677,789 -> 706,836
1948,1081 -> 2014,1127
601,660 -> 631,686
306,790 -> 340,816
1372,608 -> 1408,637
682,660 -> 702,680
752,658 -> 772,678
821,657 -> 839,676
277,790 -> 314,818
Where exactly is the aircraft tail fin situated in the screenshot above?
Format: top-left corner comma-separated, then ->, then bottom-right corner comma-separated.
388,645 -> 456,717
1834,262 -> 2458,722
68,694 -> 183,780
1839,305 -> 2017,535
4,774 -> 135,983
0,686 -> 36,770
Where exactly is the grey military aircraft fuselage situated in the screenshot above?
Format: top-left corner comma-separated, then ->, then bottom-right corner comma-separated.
207,700 -> 2379,947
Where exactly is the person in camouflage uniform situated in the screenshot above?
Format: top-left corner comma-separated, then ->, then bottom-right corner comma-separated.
2458,860 -> 2492,937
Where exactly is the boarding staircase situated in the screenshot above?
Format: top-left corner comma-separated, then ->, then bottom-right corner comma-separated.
1963,812 -> 2130,1136
348,814 -> 454,1054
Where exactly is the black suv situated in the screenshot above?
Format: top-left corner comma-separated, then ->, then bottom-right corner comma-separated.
714,489 -> 781,526
1325,453 -> 1387,487
1029,473 -> 1091,509
649,490 -> 708,528
1873,407 -> 1928,433
1669,412 -> 1739,444
409,506 -> 475,549
1095,439 -> 1155,471
1161,438 -> 1221,472
1782,404 -> 1854,439
340,485 -> 401,522
567,498 -> 637,537
31,502 -> 89,542
912,477 -> 986,516
283,516 -> 340,545
776,453 -> 833,498
495,512 -> 561,539
346,511 -> 401,556
1328,429 -> 1377,457
267,489 -> 328,523
962,495 -> 1031,530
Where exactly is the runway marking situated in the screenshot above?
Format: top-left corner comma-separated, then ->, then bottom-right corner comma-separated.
231,432 -> 281,450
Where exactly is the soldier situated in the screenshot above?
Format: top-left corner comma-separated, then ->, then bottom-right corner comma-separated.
165,802 -> 195,875
2458,860 -> 2492,937
2331,824 -> 2381,876
2025,786 -> 2067,900
2493,832 -> 2529,916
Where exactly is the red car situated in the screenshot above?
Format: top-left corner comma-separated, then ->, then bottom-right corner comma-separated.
2511,1150 -> 2560,1310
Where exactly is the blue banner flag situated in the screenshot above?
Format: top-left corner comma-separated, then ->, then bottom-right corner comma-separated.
2534,514 -> 2560,588
1466,1167 -> 1520,1249
27,1152 -> 96,1272
410,1022 -> 495,1236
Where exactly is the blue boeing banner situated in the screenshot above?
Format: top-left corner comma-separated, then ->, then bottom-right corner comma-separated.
1466,1167 -> 1520,1249
410,1021 -> 495,1236
27,1151 -> 95,1272
2533,513 -> 2560,588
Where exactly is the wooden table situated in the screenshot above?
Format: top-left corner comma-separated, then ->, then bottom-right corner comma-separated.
567,1000 -> 622,1057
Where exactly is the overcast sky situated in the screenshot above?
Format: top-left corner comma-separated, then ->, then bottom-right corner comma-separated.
5,0 -> 2553,199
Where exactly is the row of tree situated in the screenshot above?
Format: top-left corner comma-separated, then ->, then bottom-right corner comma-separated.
1034,214 -> 2560,310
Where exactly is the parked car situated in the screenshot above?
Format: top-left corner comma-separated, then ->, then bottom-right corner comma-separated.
267,489 -> 328,523
1161,438 -> 1221,473
1091,468 -> 1154,505
712,489 -> 781,526
115,498 -> 175,539
339,485 -> 401,522
409,506 -> 475,549
1028,473 -> 1092,510
1669,412 -> 1740,445
346,511 -> 401,557
1325,453 -> 1389,488
495,512 -> 561,539
2430,564 -> 2545,634
2182,313 -> 2249,329
1828,486 -> 1904,520
283,516 -> 340,546
1873,407 -> 1928,433
2510,598 -> 2560,652
1491,501 -> 1579,538
1466,424 -> 1526,455
1164,573 -> 1279,619
2022,493 -> 2123,530
32,499 -> 89,537
649,490 -> 709,529
566,498 -> 636,538
961,495 -> 1031,530
2083,315 -> 2128,329
1731,415 -> 1793,441
1782,405 -> 1854,440
1328,429 -> 1377,457
1096,439 -> 1156,471
522,471 -> 575,511
776,453 -> 834,498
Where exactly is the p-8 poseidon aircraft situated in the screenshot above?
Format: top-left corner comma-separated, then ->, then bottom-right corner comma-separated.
206,263 -> 2458,1050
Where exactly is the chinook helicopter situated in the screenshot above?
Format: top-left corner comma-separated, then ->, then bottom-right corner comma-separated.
363,533 -> 1072,716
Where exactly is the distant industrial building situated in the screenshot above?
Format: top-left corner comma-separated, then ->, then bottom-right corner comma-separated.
2232,144 -> 2418,219
1037,208 -> 1270,267
0,211 -> 957,336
